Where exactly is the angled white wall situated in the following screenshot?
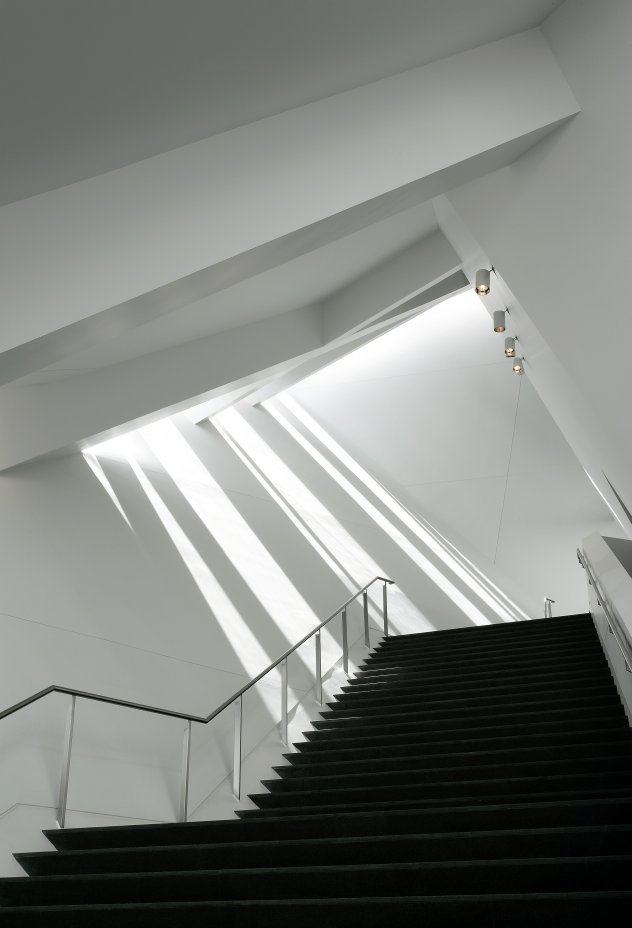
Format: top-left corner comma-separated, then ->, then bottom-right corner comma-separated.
290,291 -> 619,616
441,0 -> 632,527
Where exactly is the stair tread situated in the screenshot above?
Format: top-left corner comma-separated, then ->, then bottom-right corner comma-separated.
3,889 -> 632,913
302,714 -> 628,741
282,740 -> 632,773
240,787 -> 632,817
324,685 -> 617,714
27,823 -> 632,861
274,746 -> 632,779
270,750 -> 632,779
253,767 -> 632,797
366,640 -> 600,660
4,854 -> 632,890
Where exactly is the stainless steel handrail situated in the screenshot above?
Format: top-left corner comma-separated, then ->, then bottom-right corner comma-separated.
0,576 -> 394,827
577,547 -> 632,674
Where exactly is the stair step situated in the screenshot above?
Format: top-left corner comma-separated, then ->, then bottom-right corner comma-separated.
43,796 -> 632,853
348,658 -> 607,686
290,727 -> 632,762
331,679 -> 616,706
351,653 -> 605,681
367,635 -> 600,662
249,770 -> 632,808
237,794 -> 632,825
277,739 -> 632,777
304,709 -> 628,744
383,615 -> 591,644
3,855 -> 632,906
240,785 -> 632,818
267,754 -> 632,791
325,682 -> 616,714
0,892 -> 630,928
312,696 -> 623,731
373,624 -> 596,649
345,663 -> 611,691
357,647 -> 604,674
18,826 -> 631,879
339,671 -> 612,701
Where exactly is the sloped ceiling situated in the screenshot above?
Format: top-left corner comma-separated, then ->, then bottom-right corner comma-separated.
1,0 -> 562,205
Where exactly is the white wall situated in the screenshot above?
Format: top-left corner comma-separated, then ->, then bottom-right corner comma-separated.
0,382 -> 522,869
290,291 -> 619,617
444,0 -> 632,519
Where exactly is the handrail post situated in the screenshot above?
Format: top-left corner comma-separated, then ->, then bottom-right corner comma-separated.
383,581 -> 389,637
280,658 -> 288,746
341,608 -> 349,674
232,695 -> 242,800
179,720 -> 192,822
57,694 -> 76,829
363,590 -> 370,648
315,630 -> 323,705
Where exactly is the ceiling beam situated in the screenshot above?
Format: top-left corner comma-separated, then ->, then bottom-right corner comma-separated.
0,29 -> 578,385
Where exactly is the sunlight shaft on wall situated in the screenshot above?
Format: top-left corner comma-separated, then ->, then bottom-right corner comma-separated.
139,419 -> 327,675
213,406 -> 423,633
265,397 -> 495,626
276,394 -> 528,621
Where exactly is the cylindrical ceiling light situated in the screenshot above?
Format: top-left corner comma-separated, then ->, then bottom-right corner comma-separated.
504,337 -> 516,357
475,268 -> 491,295
493,310 -> 506,333
512,357 -> 525,375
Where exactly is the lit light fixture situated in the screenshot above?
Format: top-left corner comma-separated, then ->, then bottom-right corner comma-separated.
504,337 -> 516,357
512,357 -> 525,375
475,268 -> 491,295
493,310 -> 506,333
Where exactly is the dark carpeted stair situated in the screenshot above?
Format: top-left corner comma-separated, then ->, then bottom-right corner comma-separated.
2,612 -> 631,924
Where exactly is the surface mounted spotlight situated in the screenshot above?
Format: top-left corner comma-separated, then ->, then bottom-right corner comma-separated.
475,268 -> 491,295
512,357 -> 525,375
493,310 -> 506,333
504,337 -> 516,358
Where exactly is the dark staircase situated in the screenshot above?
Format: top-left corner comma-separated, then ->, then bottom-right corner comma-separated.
2,613 -> 632,924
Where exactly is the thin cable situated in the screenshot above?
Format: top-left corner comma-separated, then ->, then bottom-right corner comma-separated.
493,376 -> 522,564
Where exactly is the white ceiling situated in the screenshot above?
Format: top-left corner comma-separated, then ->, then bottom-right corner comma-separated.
21,200 -> 438,383
1,0 -> 562,206
291,290 -> 618,615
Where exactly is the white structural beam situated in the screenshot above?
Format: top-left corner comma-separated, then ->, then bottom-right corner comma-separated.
322,230 -> 459,341
0,306 -> 323,471
244,229 -> 463,407
245,270 -> 469,408
0,30 -> 577,384
0,227 -> 462,468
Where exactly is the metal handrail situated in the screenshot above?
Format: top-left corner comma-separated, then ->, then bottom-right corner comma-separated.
577,547 -> 632,674
1,575 -> 394,828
